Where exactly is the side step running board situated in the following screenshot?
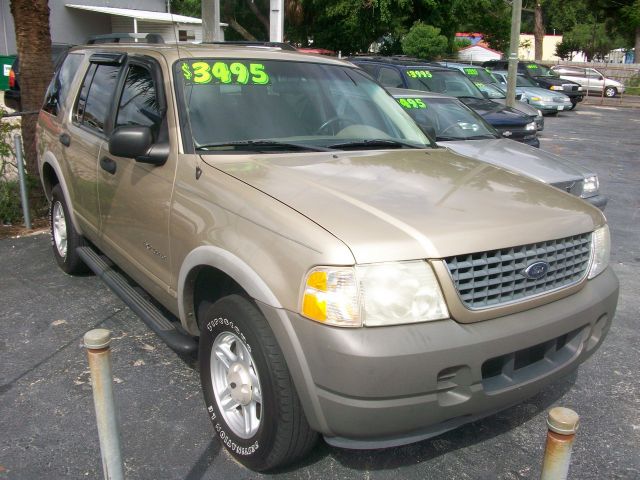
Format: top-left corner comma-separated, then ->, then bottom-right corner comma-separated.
77,246 -> 197,355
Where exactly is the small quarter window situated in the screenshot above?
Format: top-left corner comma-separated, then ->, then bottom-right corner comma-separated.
377,67 -> 403,88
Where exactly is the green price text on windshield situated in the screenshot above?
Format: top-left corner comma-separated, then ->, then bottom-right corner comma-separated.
397,98 -> 427,109
527,64 -> 539,69
474,82 -> 485,87
181,61 -> 270,85
406,70 -> 433,79
464,68 -> 478,76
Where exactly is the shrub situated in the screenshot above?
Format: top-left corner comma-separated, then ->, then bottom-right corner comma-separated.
401,22 -> 448,59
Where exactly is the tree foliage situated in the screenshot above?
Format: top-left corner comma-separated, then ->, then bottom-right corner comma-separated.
401,22 -> 448,59
171,0 -> 638,57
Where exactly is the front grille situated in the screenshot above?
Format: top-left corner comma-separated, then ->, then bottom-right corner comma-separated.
444,233 -> 592,310
563,84 -> 578,92
551,179 -> 584,197
553,96 -> 566,102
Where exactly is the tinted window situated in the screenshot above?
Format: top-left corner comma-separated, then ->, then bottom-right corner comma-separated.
77,64 -> 120,133
378,67 -> 404,88
357,63 -> 378,77
43,53 -> 83,116
116,64 -> 162,137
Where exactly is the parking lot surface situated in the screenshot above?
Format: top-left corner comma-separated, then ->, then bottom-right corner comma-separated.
1,104 -> 638,479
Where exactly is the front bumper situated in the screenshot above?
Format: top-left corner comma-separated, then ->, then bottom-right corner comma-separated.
532,100 -> 572,114
261,268 -> 618,448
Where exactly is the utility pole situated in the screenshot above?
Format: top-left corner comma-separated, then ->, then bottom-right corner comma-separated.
506,0 -> 522,108
269,0 -> 284,42
202,0 -> 222,42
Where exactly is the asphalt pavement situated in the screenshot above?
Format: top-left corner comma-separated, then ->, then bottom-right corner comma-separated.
1,104 -> 639,479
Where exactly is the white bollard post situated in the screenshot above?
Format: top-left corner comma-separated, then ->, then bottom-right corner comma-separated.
540,407 -> 580,480
84,329 -> 125,480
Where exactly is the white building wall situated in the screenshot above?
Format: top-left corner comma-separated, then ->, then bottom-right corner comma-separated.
458,46 -> 501,62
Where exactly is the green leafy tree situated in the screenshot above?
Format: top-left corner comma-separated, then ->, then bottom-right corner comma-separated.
401,22 -> 448,59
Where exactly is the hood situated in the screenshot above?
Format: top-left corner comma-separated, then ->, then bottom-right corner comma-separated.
438,138 -> 595,184
203,149 -> 603,264
491,98 -> 541,117
518,86 -> 570,100
458,97 -> 532,127
532,75 -> 579,86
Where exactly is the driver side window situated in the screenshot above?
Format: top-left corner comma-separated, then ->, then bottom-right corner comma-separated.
116,64 -> 162,139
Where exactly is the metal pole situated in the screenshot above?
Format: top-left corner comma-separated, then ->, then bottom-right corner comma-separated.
12,134 -> 31,229
506,0 -> 522,108
270,0 -> 284,42
202,0 -> 222,42
540,407 -> 580,480
84,329 -> 124,480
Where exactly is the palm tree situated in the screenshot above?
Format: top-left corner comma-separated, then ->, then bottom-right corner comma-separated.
9,0 -> 52,180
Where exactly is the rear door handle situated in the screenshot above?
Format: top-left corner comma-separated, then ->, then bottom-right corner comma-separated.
59,133 -> 70,147
100,156 -> 117,175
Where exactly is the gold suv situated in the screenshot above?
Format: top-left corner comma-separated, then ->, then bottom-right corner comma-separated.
37,43 -> 619,471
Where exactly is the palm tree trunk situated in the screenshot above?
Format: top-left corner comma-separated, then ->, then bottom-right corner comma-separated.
9,0 -> 52,180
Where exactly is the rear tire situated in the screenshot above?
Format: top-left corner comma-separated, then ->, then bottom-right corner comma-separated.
50,184 -> 88,275
198,295 -> 317,471
604,86 -> 617,98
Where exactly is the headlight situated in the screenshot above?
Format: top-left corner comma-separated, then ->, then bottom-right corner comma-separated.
525,122 -> 536,131
578,86 -> 584,91
550,85 -> 564,91
537,109 -> 543,116
582,175 -> 599,196
588,225 -> 610,279
301,261 -> 449,327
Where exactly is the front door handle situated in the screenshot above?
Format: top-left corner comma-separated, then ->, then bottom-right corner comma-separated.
100,156 -> 117,175
59,133 -> 71,147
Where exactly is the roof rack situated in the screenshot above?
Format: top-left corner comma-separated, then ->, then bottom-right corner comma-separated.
202,41 -> 297,51
87,33 -> 165,45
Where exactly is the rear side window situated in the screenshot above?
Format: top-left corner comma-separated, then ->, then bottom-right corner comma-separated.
74,63 -> 121,134
43,53 -> 83,116
116,64 -> 162,137
378,67 -> 403,88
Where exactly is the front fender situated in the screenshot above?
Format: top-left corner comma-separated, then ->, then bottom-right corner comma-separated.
177,245 -> 283,335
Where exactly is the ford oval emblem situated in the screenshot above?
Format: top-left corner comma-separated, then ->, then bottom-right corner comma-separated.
523,261 -> 550,280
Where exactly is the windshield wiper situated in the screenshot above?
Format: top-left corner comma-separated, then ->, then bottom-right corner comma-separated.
328,139 -> 421,150
196,140 -> 335,153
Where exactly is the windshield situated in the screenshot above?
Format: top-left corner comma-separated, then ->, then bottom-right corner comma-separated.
177,59 -> 430,152
525,63 -> 558,77
516,75 -> 539,87
394,95 -> 498,141
403,68 -> 484,99
474,82 -> 506,99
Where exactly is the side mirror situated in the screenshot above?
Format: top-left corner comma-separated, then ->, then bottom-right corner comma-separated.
109,126 -> 168,166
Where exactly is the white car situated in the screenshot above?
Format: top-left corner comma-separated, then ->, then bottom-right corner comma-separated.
551,66 -> 625,98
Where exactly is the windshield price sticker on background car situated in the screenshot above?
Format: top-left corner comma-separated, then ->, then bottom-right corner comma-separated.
406,70 -> 433,78
181,61 -> 270,85
464,68 -> 479,76
527,64 -> 539,69
474,82 -> 485,88
397,98 -> 427,109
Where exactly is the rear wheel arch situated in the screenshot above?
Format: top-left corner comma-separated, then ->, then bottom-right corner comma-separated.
40,153 -> 83,235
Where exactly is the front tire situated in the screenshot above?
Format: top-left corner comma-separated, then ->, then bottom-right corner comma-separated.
198,295 -> 317,471
568,100 -> 577,111
604,86 -> 617,98
50,184 -> 88,274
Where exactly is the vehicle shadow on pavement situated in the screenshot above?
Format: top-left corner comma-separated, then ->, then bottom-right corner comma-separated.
283,372 -> 577,474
